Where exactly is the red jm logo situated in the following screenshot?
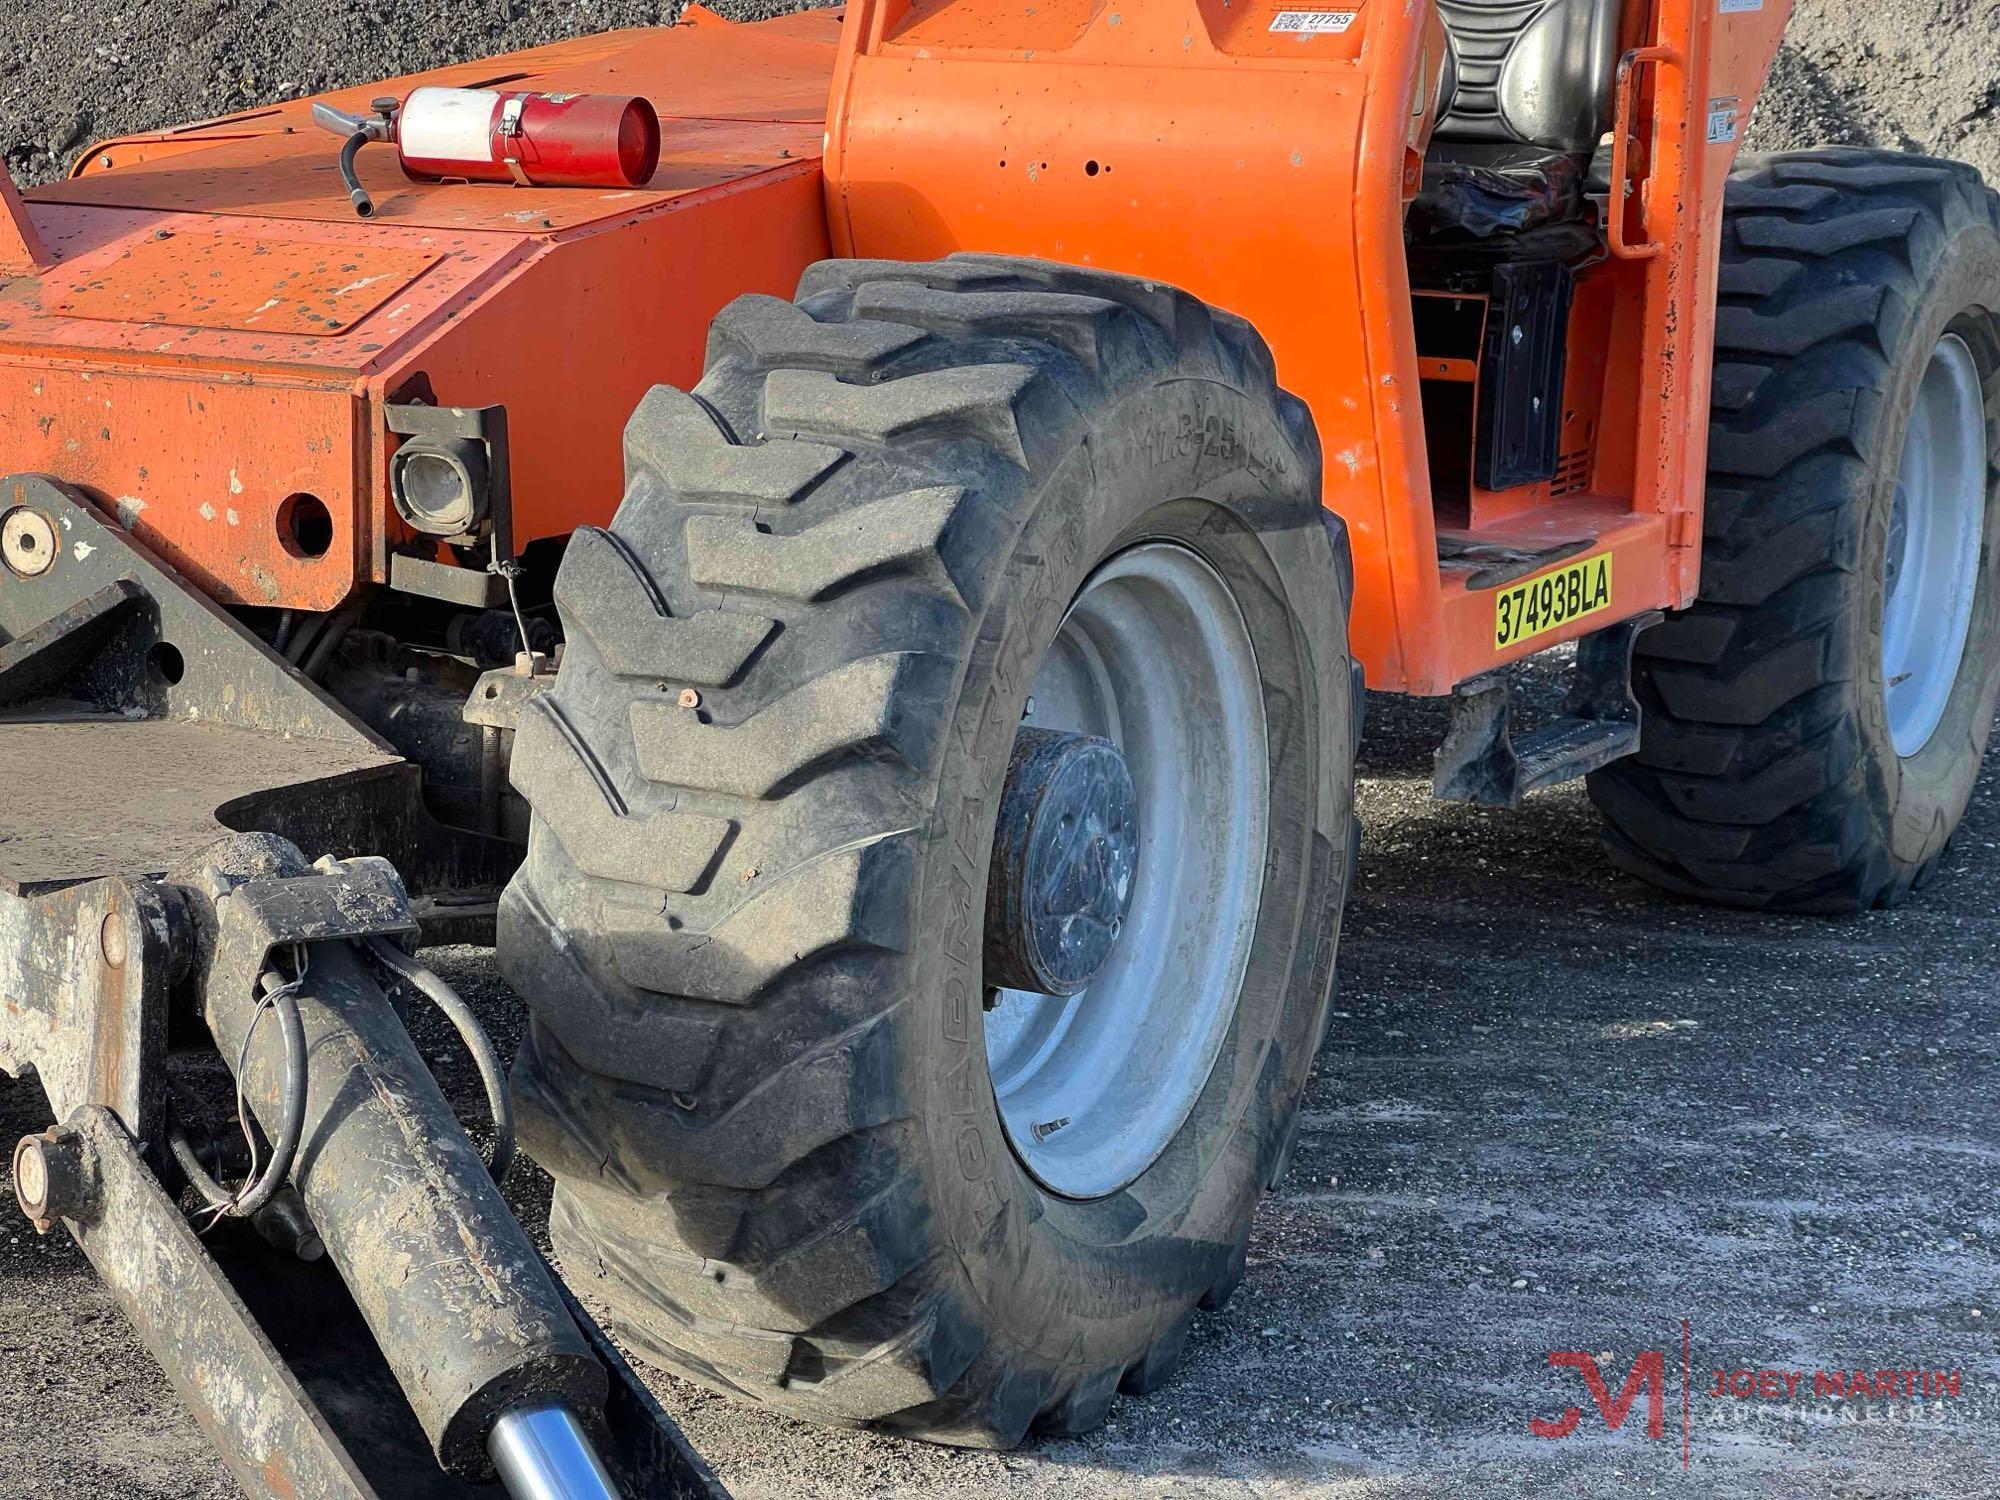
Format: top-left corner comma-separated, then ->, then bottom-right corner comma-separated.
1531,1351 -> 1667,1440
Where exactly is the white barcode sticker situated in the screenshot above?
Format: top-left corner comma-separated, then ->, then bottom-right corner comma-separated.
1706,96 -> 1741,144
1718,0 -> 1763,12
1270,9 -> 1361,32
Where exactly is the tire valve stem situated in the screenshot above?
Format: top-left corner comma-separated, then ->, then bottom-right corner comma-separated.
1031,1116 -> 1070,1142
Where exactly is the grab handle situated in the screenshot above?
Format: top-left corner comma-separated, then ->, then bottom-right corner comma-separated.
1607,46 -> 1681,261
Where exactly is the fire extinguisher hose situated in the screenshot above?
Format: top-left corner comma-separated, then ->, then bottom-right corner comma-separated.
311,98 -> 399,219
337,131 -> 375,218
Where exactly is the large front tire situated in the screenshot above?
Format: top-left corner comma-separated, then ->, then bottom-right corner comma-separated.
498,256 -> 1357,1444
1590,149 -> 2000,911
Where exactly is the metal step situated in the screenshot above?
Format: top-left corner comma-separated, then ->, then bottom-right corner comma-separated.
1513,714 -> 1640,791
1433,612 -> 1662,808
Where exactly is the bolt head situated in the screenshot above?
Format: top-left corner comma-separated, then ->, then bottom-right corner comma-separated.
13,1128 -> 85,1234
1,508 -> 58,579
99,913 -> 127,968
12,1140 -> 46,1210
678,688 -> 702,710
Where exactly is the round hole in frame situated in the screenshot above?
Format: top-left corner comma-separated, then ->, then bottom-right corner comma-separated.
147,641 -> 186,686
278,493 -> 335,559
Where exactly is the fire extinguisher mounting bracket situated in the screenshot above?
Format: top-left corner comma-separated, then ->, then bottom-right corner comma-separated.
498,97 -> 530,186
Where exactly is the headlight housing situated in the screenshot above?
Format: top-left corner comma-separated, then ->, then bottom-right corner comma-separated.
390,434 -> 489,538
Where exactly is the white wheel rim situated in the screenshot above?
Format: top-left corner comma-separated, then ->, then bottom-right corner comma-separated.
985,543 -> 1269,1200
1883,332 -> 1989,758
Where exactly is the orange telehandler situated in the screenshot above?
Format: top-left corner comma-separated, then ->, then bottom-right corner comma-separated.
2,1 -> 1996,1494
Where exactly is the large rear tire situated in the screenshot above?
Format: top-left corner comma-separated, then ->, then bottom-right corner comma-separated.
498,255 -> 1357,1443
1589,149 -> 2000,911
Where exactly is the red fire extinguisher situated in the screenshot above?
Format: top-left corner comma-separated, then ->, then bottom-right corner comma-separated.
312,88 -> 661,218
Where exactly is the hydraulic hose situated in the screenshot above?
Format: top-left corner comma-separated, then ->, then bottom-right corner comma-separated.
231,968 -> 310,1217
293,591 -> 370,681
167,1120 -> 237,1212
168,965 -> 308,1224
364,935 -> 516,1183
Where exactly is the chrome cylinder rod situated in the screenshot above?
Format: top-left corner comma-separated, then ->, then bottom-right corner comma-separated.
489,1400 -> 621,1500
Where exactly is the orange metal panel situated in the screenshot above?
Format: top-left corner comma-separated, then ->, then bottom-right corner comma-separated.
1,12 -> 842,613
0,364 -> 360,609
42,117 -> 824,234
370,164 -> 834,555
1627,0 -> 1793,605
0,211 -> 526,375
1437,504 -> 1666,672
78,132 -> 284,176
825,0 -> 1794,695
826,0 -> 1430,684
50,236 -> 441,336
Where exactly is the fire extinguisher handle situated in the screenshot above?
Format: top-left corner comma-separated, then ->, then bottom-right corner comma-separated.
313,102 -> 367,138
312,99 -> 398,218
311,99 -> 398,143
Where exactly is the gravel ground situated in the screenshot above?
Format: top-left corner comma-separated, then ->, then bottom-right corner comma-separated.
1745,0 -> 2000,181
4,674 -> 1996,1499
2,5 -> 1998,1499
